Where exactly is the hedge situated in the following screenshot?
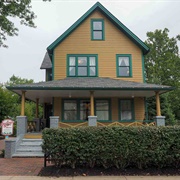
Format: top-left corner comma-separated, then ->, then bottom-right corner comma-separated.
42,126 -> 180,169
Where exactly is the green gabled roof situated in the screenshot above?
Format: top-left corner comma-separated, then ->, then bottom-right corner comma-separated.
47,2 -> 149,55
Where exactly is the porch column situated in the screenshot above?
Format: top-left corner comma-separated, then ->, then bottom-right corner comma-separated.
35,98 -> 39,118
21,91 -> 26,116
90,91 -> 94,116
154,91 -> 165,126
88,91 -> 97,126
155,91 -> 161,116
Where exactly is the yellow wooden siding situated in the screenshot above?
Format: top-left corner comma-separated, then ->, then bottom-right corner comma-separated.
54,10 -> 143,82
53,97 -> 61,120
134,97 -> 145,120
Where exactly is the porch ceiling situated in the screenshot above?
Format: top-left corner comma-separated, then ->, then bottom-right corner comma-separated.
6,77 -> 174,104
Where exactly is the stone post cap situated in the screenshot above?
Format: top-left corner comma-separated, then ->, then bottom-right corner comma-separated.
50,116 -> 59,119
154,116 -> 166,119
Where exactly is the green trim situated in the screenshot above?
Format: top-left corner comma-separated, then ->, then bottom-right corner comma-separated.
47,2 -> 149,55
7,86 -> 174,91
118,99 -> 135,122
46,69 -> 52,81
67,54 -> 98,77
91,19 -> 105,40
118,120 -> 135,123
116,54 -> 132,77
94,98 -> 111,121
142,52 -> 146,83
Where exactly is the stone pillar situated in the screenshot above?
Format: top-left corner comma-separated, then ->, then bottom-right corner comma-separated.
5,138 -> 16,158
21,91 -> 26,116
88,116 -> 97,126
154,116 -> 166,126
16,116 -> 27,136
50,116 -> 59,128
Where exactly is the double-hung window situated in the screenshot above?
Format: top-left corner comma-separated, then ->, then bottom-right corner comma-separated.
119,99 -> 134,121
116,54 -> 132,77
95,100 -> 110,121
67,55 -> 98,77
64,100 -> 77,121
91,19 -> 104,40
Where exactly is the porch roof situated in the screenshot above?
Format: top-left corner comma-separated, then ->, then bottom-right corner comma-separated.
6,77 -> 174,103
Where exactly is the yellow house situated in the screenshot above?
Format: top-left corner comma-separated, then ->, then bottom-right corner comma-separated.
7,2 -> 173,128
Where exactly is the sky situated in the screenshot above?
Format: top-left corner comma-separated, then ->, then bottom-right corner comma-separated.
0,0 -> 180,83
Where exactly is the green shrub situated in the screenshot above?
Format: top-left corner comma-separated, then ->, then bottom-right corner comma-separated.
42,126 -> 180,169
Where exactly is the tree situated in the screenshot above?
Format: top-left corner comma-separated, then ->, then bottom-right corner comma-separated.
0,75 -> 42,122
0,0 -> 36,48
145,28 -> 180,125
7,74 -> 34,86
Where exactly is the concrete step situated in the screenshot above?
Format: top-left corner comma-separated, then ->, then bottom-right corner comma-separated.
16,146 -> 42,152
12,151 -> 44,157
21,139 -> 42,145
13,138 -> 44,157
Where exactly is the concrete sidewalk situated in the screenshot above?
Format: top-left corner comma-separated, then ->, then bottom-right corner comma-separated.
0,176 -> 180,180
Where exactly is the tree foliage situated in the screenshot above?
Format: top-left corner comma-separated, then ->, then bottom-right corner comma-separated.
145,28 -> 180,125
0,0 -> 36,48
0,75 -> 42,122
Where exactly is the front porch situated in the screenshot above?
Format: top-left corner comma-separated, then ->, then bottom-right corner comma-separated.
7,77 -> 173,130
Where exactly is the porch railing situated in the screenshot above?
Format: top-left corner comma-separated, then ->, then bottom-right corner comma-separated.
58,120 -> 155,128
27,119 -> 46,133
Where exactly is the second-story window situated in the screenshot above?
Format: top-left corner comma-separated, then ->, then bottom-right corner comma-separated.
116,54 -> 132,77
67,55 -> 98,77
91,19 -> 104,40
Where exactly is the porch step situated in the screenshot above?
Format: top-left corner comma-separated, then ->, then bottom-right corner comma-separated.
24,133 -> 42,139
12,138 -> 44,158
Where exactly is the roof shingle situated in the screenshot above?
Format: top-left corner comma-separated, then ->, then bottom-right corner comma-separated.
7,77 -> 173,91
40,52 -> 52,69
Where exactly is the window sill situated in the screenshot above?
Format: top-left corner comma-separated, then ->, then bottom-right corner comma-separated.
118,120 -> 135,123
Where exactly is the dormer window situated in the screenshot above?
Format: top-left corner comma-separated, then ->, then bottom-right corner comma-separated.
67,54 -> 98,77
91,19 -> 104,40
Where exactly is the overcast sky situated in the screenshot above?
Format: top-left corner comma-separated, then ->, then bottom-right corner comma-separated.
0,0 -> 180,84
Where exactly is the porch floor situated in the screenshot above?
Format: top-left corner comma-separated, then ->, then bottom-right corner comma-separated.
24,133 -> 42,139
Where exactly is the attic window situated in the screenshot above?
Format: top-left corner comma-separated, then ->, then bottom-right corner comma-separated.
116,54 -> 132,77
91,19 -> 104,40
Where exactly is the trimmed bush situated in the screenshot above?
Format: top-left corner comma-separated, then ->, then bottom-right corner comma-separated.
42,126 -> 180,169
